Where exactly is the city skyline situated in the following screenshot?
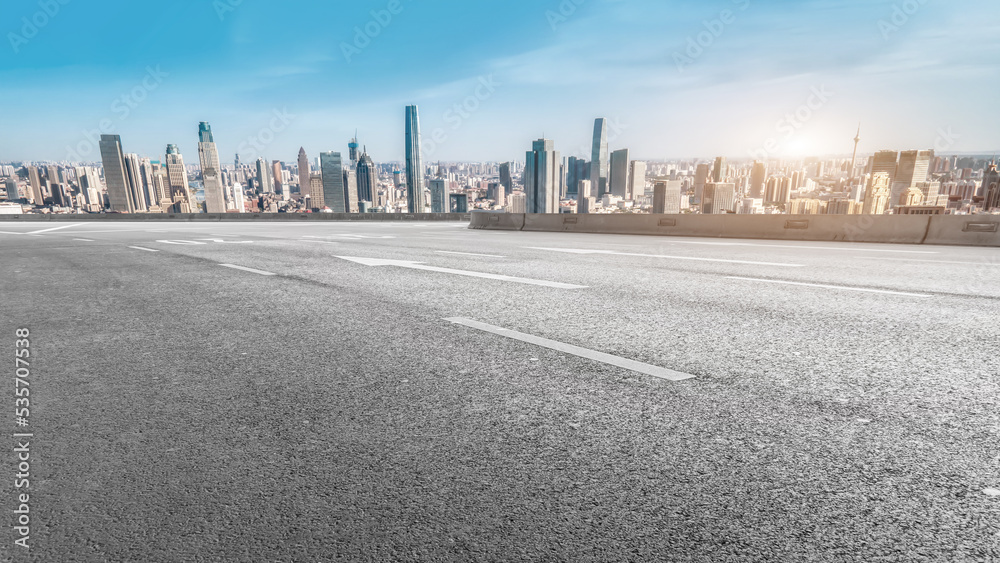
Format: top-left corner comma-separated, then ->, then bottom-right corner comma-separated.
2,0 -> 998,162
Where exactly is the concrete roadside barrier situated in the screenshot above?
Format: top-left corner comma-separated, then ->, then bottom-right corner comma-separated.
923,216 -> 1000,247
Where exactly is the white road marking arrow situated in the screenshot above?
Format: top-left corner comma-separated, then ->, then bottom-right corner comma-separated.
527,247 -> 804,267
335,256 -> 587,289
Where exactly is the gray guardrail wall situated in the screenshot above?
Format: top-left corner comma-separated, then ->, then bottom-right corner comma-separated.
469,213 -> 1000,247
0,213 -> 471,222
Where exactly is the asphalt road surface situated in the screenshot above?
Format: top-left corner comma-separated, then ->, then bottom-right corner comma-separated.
1,221 -> 998,562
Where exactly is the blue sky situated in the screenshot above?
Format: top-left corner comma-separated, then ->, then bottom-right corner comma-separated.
1,0 -> 998,164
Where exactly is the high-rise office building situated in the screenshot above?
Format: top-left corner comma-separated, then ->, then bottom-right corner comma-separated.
4,178 -> 20,202
45,165 -> 61,187
27,166 -> 44,205
100,135 -> 136,213
164,145 -> 194,212
343,169 -> 359,213
525,138 -> 560,214
508,192 -> 526,213
702,182 -> 736,214
983,161 -> 1000,211
750,161 -> 767,198
653,180 -> 682,214
297,147 -> 310,196
862,172 -> 892,215
320,152 -> 346,213
255,158 -> 273,194
566,156 -> 580,197
628,160 -> 647,200
349,134 -> 360,164
405,105 -> 425,213
430,179 -> 450,213
892,149 -> 933,206
122,153 -> 148,212
693,163 -> 711,204
271,161 -> 286,200
356,149 -> 377,204
712,156 -> 727,182
450,193 -> 468,213
870,150 -> 899,193
196,123 -> 226,213
499,162 -> 513,196
590,118 -> 609,198
609,148 -> 630,199
309,174 -> 324,209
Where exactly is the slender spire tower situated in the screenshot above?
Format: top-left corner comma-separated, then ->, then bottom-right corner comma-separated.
850,123 -> 861,179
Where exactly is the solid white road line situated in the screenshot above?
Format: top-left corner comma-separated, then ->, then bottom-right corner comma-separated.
73,238 -> 95,242
435,251 -> 505,258
862,257 -> 1000,267
445,318 -> 696,382
529,247 -> 804,267
128,246 -> 160,252
667,240 -> 938,254
337,256 -> 587,289
26,223 -> 85,235
726,276 -> 932,298
0,230 -> 25,235
219,264 -> 276,276
302,240 -> 340,244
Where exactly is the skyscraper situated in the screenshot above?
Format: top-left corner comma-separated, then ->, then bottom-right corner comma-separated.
405,105 -> 425,213
525,138 -> 560,214
870,151 -> 899,194
429,178 -> 450,213
567,156 -> 580,198
653,180 -> 682,214
499,162 -> 513,196
590,118 -> 609,198
983,161 -> 1000,211
320,152 -> 346,213
297,148 -> 310,196
609,148 -> 630,199
197,122 -> 226,213
27,166 -> 44,205
164,144 -> 194,212
349,133 -> 360,164
712,156 -> 727,182
702,182 -> 736,214
356,149 -> 377,204
862,172 -> 892,215
272,160 -> 286,200
255,158 -> 273,194
628,160 -> 647,200
4,178 -> 20,203
99,135 -> 136,213
122,153 -> 148,212
343,169 -> 359,213
693,163 -> 711,204
750,161 -> 767,198
892,149 -> 933,206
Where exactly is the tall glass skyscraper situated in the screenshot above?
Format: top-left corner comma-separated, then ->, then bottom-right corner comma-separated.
588,118 -> 609,208
405,105 -> 424,213
99,134 -> 135,213
356,149 -> 377,204
609,148 -> 630,199
525,138 -> 560,214
197,122 -> 226,213
320,151 -> 346,213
